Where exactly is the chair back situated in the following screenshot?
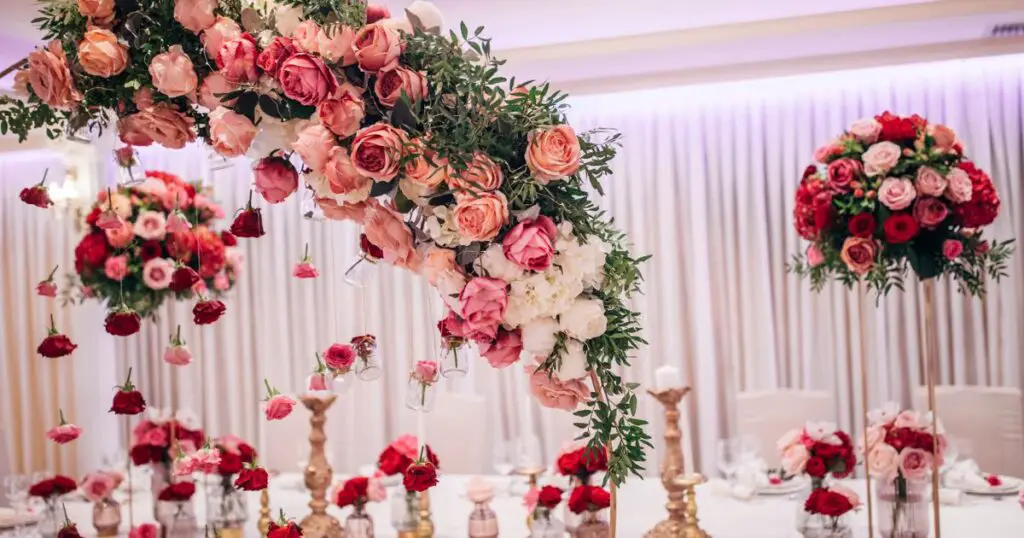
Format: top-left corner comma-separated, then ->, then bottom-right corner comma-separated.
735,390 -> 835,467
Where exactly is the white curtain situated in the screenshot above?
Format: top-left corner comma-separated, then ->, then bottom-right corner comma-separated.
3,53 -> 1023,478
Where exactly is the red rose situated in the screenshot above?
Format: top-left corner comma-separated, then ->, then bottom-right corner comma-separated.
803,488 -> 824,513
537,485 -> 563,509
218,451 -> 243,475
359,233 -> 384,260
234,467 -> 269,491
874,111 -> 918,143
52,475 -> 77,495
805,457 -> 827,479
581,447 -> 608,474
105,310 -> 142,337
801,165 -> 818,180
913,431 -> 935,452
28,479 -> 54,497
883,213 -> 919,244
20,184 -> 53,208
130,444 -> 154,466
169,266 -> 201,293
230,207 -> 265,238
813,441 -> 841,461
38,333 -> 77,358
838,453 -> 856,479
567,485 -> 610,514
812,489 -> 854,517
953,161 -> 1000,228
267,522 -> 302,538
885,427 -> 916,451
556,450 -> 583,477
74,232 -> 111,270
220,231 -> 237,246
139,240 -> 163,261
402,462 -> 438,493
334,476 -> 369,507
847,213 -> 876,238
986,474 -> 1002,487
193,299 -> 226,325
256,36 -> 297,76
86,207 -> 101,228
377,446 -> 412,476
110,389 -> 146,415
588,486 -> 611,509
238,443 -> 257,464
157,482 -> 196,501
57,524 -> 81,538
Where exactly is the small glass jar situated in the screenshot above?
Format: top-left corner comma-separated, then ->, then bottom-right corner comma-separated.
149,463 -> 171,522
467,502 -> 499,538
529,512 -> 565,538
352,336 -> 382,381
36,497 -> 62,537
332,369 -> 355,392
92,497 -> 122,537
439,339 -> 469,379
405,378 -> 437,412
345,505 -> 374,538
344,255 -> 379,288
576,510 -> 610,538
156,501 -> 197,538
209,481 -> 248,530
877,478 -> 930,538
300,186 -> 324,221
390,491 -> 418,533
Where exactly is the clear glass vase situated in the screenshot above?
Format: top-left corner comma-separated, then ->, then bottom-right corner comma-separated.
439,340 -> 469,379
209,481 -> 248,530
149,463 -> 171,522
390,491 -> 418,532
355,355 -> 382,381
468,502 -> 499,538
878,478 -> 930,538
332,369 -> 355,392
344,256 -> 379,288
576,510 -> 610,538
795,488 -> 853,537
156,501 -> 197,538
92,497 -> 122,537
37,497 -> 61,537
345,505 -> 374,538
529,513 -> 565,538
405,378 -> 437,412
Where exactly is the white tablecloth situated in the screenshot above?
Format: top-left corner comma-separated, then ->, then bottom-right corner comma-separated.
60,474 -> 1023,538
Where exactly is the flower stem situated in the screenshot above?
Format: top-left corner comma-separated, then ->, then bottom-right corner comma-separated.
47,265 -> 59,281
58,409 -> 66,425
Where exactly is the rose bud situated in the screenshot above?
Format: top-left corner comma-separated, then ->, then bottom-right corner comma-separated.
307,352 -> 332,391
105,306 -> 142,337
36,265 -> 59,298
110,367 -> 146,415
234,466 -> 269,491
366,3 -> 390,23
163,325 -> 192,366
292,243 -> 319,279
193,298 -> 226,325
263,379 -> 296,421
402,461 -> 438,492
230,191 -> 266,238
37,315 -> 78,358
46,409 -> 82,444
169,265 -> 201,293
20,173 -> 53,208
114,146 -> 136,168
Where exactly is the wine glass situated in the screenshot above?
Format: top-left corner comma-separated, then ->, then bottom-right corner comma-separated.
3,474 -> 29,538
492,442 -> 514,497
738,434 -> 762,463
717,438 -> 741,482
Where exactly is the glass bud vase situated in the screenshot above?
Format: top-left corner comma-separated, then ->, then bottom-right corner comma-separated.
529,513 -> 565,538
156,501 -> 198,538
439,340 -> 469,379
405,378 -> 437,412
332,369 -> 355,393
37,497 -> 62,537
92,497 -> 122,537
149,463 -> 171,522
353,336 -> 382,381
877,478 -> 930,538
576,510 -> 610,538
390,491 -> 418,533
468,502 -> 499,538
345,505 -> 374,538
343,255 -> 379,288
209,481 -> 248,531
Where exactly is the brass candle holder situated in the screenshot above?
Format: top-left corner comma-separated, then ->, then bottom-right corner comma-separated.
672,474 -> 709,538
516,466 -> 545,530
298,395 -> 343,538
257,489 -> 271,537
416,490 -> 434,538
644,387 -> 692,538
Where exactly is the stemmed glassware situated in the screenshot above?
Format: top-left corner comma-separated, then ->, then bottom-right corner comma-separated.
491,442 -> 515,497
3,474 -> 29,538
717,438 -> 742,482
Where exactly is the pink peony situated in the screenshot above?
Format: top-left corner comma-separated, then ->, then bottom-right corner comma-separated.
826,158 -> 862,193
862,141 -> 902,177
526,363 -> 588,410
149,46 -> 198,98
458,277 -> 508,342
217,34 -> 259,83
318,25 -> 357,65
877,177 -> 916,211
392,434 -> 419,460
255,36 -> 297,76
912,197 -> 948,229
915,167 -> 947,197
324,343 -> 356,371
943,239 -> 963,260
254,156 -> 299,204
202,16 -> 242,59
104,255 -> 129,281
142,258 -> 174,290
292,20 -> 322,52
317,83 -> 365,137
353,23 -> 401,73
292,123 -> 338,173
208,107 -> 257,157
213,272 -> 230,291
134,210 -> 168,241
174,0 -> 217,33
479,328 -> 523,368
413,360 -> 439,383
502,215 -> 557,271
525,125 -> 581,184
898,448 -> 933,482
264,394 -> 296,421
351,123 -> 406,182
293,262 -> 319,279
374,67 -> 428,108
278,53 -> 338,106
362,202 -> 420,268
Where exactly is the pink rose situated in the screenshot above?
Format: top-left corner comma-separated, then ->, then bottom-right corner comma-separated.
781,443 -> 809,475
366,4 -> 391,23
915,167 -> 947,197
104,255 -> 128,281
943,239 -> 963,260
77,0 -> 114,18
198,72 -> 238,110
392,434 -> 419,460
105,221 -> 133,248
374,67 -> 427,108
898,448 -> 933,482
77,29 -> 128,78
877,177 -> 916,210
26,41 -> 80,108
894,410 -> 920,429
143,258 -> 174,289
848,118 -> 882,144
293,262 -> 319,279
324,343 -> 356,370
449,152 -> 503,193
912,197 -> 948,229
292,123 -> 338,173
367,477 -> 386,502
307,373 -> 330,392
208,107 -> 257,157
928,123 -> 957,152
36,280 -> 58,298
453,191 -> 508,242
264,394 -> 297,421
133,87 -> 155,110
133,210 -> 167,240
503,215 -> 557,271
363,203 -> 420,268
149,45 -> 198,98
317,25 -> 357,65
217,34 -> 259,83
353,23 -> 401,73
944,168 -> 973,204
839,237 -> 878,276
174,0 -> 217,33
867,443 -> 900,482
862,141 -> 902,177
213,272 -> 230,291
813,140 -> 843,164
317,83 -> 365,137
142,427 -> 167,447
324,147 -> 373,202
46,422 -> 82,445
525,125 -> 581,184
292,20 -> 322,52
806,244 -> 825,267
458,277 -> 508,342
826,158 -> 861,193
351,124 -> 406,182
254,156 -> 299,204
413,360 -> 439,383
419,246 -> 456,286
480,328 -> 523,368
526,363 -> 588,410
202,17 -> 241,59
256,36 -> 297,76
124,104 -> 196,149
278,52 -> 338,106
163,343 -> 193,366
129,524 -> 159,538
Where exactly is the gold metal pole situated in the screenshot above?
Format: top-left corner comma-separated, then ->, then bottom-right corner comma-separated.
857,284 -> 874,538
644,387 -> 692,538
257,489 -> 271,537
587,372 -> 616,538
921,280 -> 942,538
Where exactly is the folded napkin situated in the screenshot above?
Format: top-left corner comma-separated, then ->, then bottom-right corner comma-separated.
705,478 -> 757,501
939,488 -> 963,506
944,459 -> 988,490
734,456 -> 770,490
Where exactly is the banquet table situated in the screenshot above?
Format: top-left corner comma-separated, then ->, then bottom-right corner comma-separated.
58,474 -> 1023,538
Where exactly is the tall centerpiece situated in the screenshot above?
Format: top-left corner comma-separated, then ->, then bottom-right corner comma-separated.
777,423 -> 858,537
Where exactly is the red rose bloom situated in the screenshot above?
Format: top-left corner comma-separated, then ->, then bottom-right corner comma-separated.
267,522 -> 302,538
234,467 -> 269,491
158,482 -> 196,502
537,485 -> 563,509
805,457 -> 827,479
810,489 -> 854,517
360,233 -> 384,260
110,389 -> 146,415
875,111 -> 918,143
74,232 -> 111,271
20,183 -> 53,208
220,231 -> 238,247
57,524 -> 81,538
377,446 -> 412,476
567,485 -> 611,514
85,207 -> 101,228
105,310 -> 142,337
402,462 -> 438,493
38,333 -> 77,358
238,443 -> 257,464
556,450 -> 582,477
587,486 -> 611,509
169,266 -> 201,293
847,213 -> 876,238
883,213 -> 919,244
581,447 -> 608,474
885,427 -> 917,451
230,207 -> 265,238
193,299 -> 226,325
218,451 -> 243,475
334,476 -> 369,508
953,161 -> 1000,228
139,240 -> 163,261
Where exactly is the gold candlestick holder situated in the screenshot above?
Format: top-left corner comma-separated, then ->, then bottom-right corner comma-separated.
257,489 -> 271,537
516,466 -> 544,530
416,490 -> 434,538
298,395 -> 343,538
672,474 -> 709,538
644,387 -> 692,538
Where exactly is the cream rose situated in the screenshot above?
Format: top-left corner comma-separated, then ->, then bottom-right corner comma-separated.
867,444 -> 899,482
77,29 -> 128,78
520,316 -> 559,357
453,192 -> 508,242
848,118 -> 881,144
558,298 -> 607,341
556,339 -> 588,381
781,443 -> 809,475
862,141 -> 902,177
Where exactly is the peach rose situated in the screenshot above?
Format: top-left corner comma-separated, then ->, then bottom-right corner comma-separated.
867,443 -> 899,482
198,72 -> 238,110
862,141 -> 901,177
218,35 -> 259,84
915,167 -> 947,197
928,123 -> 957,152
351,123 -> 406,181
318,25 -> 357,65
453,191 -> 508,242
77,29 -> 128,77
174,0 -> 217,33
12,69 -> 30,98
363,204 -> 420,269
202,16 -> 241,59
839,237 -> 878,276
374,66 -> 427,108
323,147 -> 373,203
26,41 -> 80,108
208,107 -> 257,157
277,52 -> 338,106
526,362 -> 588,411
526,125 -> 581,184
133,87 -> 154,109
448,152 -> 502,193
353,23 -> 401,73
77,0 -> 114,18
318,198 -> 372,223
781,443 -> 809,475
292,123 -> 338,173
253,156 -> 299,204
317,83 -> 364,137
898,448 -> 933,482
419,246 -> 456,286
878,177 -> 916,211
149,46 -> 198,98
105,222 -> 133,249
404,140 -> 448,189
292,20 -> 322,52
459,277 -> 509,342
126,104 -> 196,149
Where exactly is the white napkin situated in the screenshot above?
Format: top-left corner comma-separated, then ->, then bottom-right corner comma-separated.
734,456 -> 770,490
945,459 -> 988,489
939,488 -> 963,506
705,477 -> 758,501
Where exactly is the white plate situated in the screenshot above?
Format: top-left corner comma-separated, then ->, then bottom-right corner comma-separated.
962,475 -> 1022,496
757,479 -> 806,496
0,508 -> 39,530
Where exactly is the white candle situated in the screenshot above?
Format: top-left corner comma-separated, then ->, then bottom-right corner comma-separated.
655,365 -> 682,390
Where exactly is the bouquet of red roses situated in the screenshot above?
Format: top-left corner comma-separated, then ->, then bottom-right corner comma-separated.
777,423 -> 856,488
129,416 -> 205,468
333,476 -> 385,511
804,485 -> 861,531
566,485 -> 612,515
28,475 -> 77,499
789,112 -> 1013,296
71,171 -> 242,323
157,482 -> 196,502
376,435 -> 440,495
556,444 -> 608,485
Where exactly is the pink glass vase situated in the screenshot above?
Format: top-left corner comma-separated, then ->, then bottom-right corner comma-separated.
877,478 -> 930,538
467,502 -> 498,538
345,505 -> 374,538
575,510 -> 610,538
92,498 -> 122,537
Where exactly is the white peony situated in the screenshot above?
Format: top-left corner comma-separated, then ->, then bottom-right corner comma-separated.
556,236 -> 608,290
304,172 -> 371,204
475,243 -> 525,283
247,115 -> 303,159
520,317 -> 560,357
504,273 -> 556,328
435,269 -> 467,312
559,298 -> 607,341
546,274 -> 585,316
424,206 -> 471,248
556,339 -> 588,381
274,4 -> 304,36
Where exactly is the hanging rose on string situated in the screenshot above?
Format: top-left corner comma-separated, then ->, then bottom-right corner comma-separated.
37,314 -> 77,358
109,367 -> 146,416
19,171 -> 53,208
169,264 -> 201,292
406,360 -> 439,412
46,409 -> 82,444
56,507 -> 81,538
163,325 -> 192,366
192,297 -> 226,325
104,304 -> 142,337
262,379 -> 296,421
234,463 -> 269,491
292,243 -> 319,279
307,352 -> 332,392
36,266 -> 59,298
230,191 -> 266,238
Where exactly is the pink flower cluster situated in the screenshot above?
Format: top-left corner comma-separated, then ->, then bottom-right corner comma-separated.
862,406 -> 947,484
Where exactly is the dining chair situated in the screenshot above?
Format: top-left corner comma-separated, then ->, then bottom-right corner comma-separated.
735,390 -> 835,467
913,385 -> 1024,477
